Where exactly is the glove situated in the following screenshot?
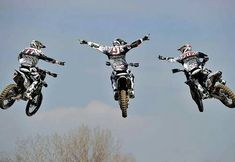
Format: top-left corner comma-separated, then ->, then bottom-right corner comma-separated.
79,39 -> 88,44
47,71 -> 57,78
142,34 -> 150,41
51,73 -> 58,78
56,61 -> 65,66
133,63 -> 139,67
158,55 -> 167,60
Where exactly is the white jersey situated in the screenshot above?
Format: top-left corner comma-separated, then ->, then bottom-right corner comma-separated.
87,42 -> 131,60
167,51 -> 208,72
18,47 -> 44,67
183,57 -> 198,71
179,51 -> 202,72
86,38 -> 144,61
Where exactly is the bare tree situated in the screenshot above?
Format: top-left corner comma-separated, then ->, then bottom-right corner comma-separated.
91,128 -> 113,162
0,152 -> 13,162
0,125 -> 135,162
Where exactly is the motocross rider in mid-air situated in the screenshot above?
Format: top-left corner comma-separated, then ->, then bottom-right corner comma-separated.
18,40 -> 65,100
79,35 -> 150,100
158,44 -> 223,99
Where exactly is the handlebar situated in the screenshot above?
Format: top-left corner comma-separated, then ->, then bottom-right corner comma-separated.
105,61 -> 139,67
172,68 -> 184,74
47,71 -> 58,78
38,68 -> 58,78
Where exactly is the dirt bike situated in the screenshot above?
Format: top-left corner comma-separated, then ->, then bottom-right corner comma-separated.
106,59 -> 139,118
172,67 -> 235,112
0,68 -> 57,116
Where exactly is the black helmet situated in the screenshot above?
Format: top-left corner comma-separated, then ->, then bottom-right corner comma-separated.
30,40 -> 46,49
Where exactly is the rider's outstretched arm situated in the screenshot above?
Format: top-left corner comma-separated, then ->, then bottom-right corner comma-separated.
129,34 -> 150,49
39,55 -> 65,66
79,39 -> 108,54
158,55 -> 181,63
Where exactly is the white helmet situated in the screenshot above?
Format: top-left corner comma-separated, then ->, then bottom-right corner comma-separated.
178,44 -> 192,53
30,40 -> 46,49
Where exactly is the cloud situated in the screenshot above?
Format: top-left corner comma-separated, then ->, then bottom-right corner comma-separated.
32,100 -> 154,143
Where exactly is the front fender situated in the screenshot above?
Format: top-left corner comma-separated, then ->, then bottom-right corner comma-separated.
117,76 -> 131,90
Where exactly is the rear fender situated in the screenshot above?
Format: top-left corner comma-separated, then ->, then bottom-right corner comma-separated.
13,70 -> 24,85
14,70 -> 30,88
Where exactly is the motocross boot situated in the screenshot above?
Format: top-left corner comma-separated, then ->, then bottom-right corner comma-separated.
113,90 -> 118,101
25,91 -> 33,100
25,81 -> 38,100
129,89 -> 135,99
206,71 -> 223,90
197,83 -> 209,99
129,75 -> 135,99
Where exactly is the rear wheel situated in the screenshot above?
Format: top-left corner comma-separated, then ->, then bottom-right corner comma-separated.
25,92 -> 43,116
215,84 -> 235,108
190,87 -> 204,112
0,84 -> 17,109
119,90 -> 128,118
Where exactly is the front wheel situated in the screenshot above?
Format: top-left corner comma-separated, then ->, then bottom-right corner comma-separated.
215,84 -> 235,108
25,92 -> 43,116
0,84 -> 18,109
119,90 -> 128,118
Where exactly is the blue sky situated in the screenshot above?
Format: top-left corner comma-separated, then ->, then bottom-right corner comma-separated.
1,0 -> 235,161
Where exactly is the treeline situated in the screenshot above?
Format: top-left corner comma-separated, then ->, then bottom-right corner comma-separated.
0,125 -> 135,162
